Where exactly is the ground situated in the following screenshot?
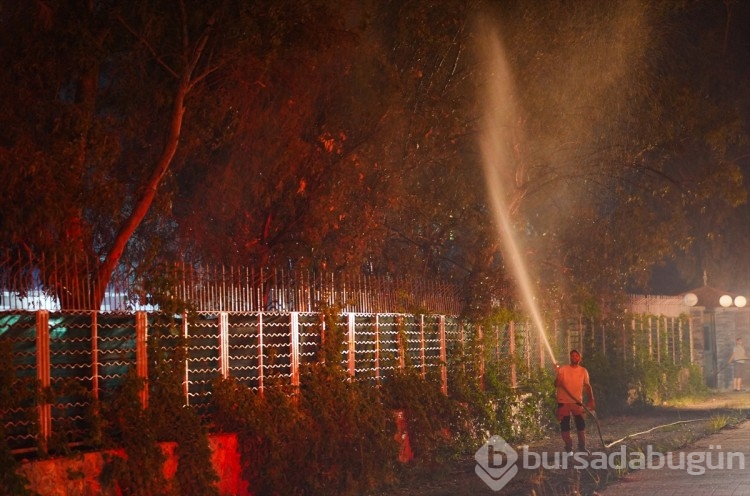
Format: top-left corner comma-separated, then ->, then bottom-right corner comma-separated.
372,391 -> 750,496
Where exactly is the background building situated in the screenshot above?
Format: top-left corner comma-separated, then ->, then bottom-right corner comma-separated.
630,286 -> 750,389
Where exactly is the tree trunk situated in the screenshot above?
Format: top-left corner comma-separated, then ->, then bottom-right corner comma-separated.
92,84 -> 188,308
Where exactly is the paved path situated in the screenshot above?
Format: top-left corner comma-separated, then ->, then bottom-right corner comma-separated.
598,418 -> 750,496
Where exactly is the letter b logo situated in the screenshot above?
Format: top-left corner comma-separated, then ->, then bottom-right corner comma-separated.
475,435 -> 519,491
488,443 -> 508,468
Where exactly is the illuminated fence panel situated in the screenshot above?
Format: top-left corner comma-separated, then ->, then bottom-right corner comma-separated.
3,309 -> 680,455
451,321 -> 478,381
401,315 -> 423,371
516,322 -> 531,371
584,318 -> 603,357
444,318 -> 461,343
227,313 -> 262,391
376,314 -> 403,376
444,318 -> 463,379
630,317 -> 649,360
147,313 -> 186,399
186,313 -> 221,415
494,324 -> 508,362
352,314 -> 378,384
665,317 -> 676,363
422,315 -> 444,377
564,318 -> 581,356
49,312 -> 95,448
261,312 -> 293,385
97,314 -> 138,402
0,312 -> 38,452
332,314 -> 350,374
674,318 -> 690,364
298,312 -> 322,367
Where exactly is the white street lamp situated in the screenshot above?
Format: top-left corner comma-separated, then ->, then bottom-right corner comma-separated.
683,293 -> 698,307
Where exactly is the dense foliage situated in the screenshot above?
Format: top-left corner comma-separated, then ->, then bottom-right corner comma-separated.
98,333 -> 220,496
2,309 -> 707,495
1,1 -> 748,320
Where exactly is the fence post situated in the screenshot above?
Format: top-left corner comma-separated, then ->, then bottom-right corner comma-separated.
347,312 -> 356,379
258,312 -> 265,397
539,324 -> 546,369
495,324 -> 500,363
656,317 -> 661,364
397,315 -> 406,370
459,321 -> 465,376
477,325 -> 484,390
374,314 -> 381,384
439,315 -> 447,395
91,311 -> 99,401
419,315 -> 426,379
219,312 -> 229,379
525,321 -> 531,373
509,321 -> 516,388
553,319 -> 558,351
36,310 -> 51,454
290,312 -> 300,393
578,315 -> 584,354
182,313 -> 189,405
135,311 -> 148,409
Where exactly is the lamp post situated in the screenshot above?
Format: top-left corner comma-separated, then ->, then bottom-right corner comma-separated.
683,292 -> 747,309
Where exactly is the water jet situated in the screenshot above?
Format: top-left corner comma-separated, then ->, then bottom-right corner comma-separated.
477,22 -> 557,366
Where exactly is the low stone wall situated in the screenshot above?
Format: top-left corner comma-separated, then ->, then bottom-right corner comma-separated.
18,433 -> 249,496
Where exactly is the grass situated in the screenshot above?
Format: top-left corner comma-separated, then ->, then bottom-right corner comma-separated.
710,413 -> 731,431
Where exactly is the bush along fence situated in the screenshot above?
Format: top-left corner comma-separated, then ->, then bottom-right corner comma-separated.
1,309 -> 704,495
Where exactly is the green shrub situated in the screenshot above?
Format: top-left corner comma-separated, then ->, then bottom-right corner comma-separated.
212,305 -> 397,495
99,333 -> 219,496
382,367 -> 457,463
0,339 -> 36,495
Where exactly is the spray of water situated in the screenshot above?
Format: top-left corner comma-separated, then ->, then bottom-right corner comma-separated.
477,24 -> 557,366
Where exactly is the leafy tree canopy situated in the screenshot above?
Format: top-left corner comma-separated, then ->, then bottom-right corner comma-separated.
1,0 -> 748,315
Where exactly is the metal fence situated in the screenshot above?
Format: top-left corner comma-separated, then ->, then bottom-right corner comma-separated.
0,251 -> 462,314
2,309 -> 459,454
1,308 -> 693,455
